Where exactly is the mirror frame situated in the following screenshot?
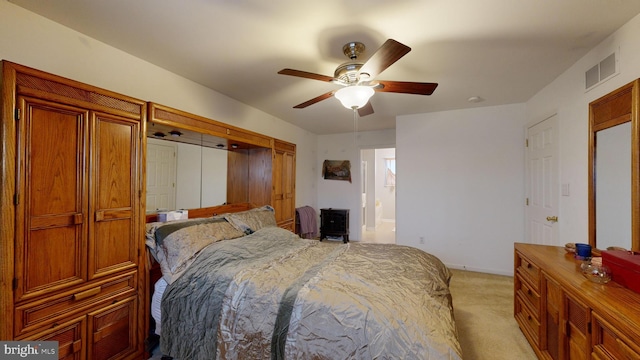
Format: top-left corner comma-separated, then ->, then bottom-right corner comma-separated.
588,79 -> 640,252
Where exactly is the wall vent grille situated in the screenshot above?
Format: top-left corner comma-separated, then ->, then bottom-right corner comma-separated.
585,49 -> 619,91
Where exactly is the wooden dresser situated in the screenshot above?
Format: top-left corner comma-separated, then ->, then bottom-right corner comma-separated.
514,243 -> 640,360
1,61 -> 146,359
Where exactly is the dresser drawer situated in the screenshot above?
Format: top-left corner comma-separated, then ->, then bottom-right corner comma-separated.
15,271 -> 137,336
515,251 -> 540,290
17,316 -> 86,359
515,274 -> 540,318
515,295 -> 540,347
88,296 -> 138,360
592,312 -> 640,360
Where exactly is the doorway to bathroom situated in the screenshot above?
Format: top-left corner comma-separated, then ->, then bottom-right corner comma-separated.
360,148 -> 396,244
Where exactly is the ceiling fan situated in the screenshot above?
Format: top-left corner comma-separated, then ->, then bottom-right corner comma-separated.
278,39 -> 438,117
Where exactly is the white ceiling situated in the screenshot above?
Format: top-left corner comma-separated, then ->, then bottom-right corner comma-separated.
9,0 -> 640,134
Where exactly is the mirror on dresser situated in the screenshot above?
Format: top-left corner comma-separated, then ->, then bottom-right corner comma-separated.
589,79 -> 640,252
145,102 -> 274,216
146,135 -> 228,213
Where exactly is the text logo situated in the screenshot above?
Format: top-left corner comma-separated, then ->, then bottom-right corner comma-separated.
0,342 -> 58,359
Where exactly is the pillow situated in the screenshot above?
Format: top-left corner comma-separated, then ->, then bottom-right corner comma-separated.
223,205 -> 277,234
146,217 -> 245,283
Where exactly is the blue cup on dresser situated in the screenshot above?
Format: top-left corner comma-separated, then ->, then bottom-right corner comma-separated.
575,243 -> 592,259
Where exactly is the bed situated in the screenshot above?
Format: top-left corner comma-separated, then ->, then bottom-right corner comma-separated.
146,205 -> 462,359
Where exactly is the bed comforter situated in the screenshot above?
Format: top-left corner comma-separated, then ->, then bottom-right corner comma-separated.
160,226 -> 462,359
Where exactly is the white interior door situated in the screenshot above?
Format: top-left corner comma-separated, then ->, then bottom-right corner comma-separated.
147,138 -> 177,212
525,114 -> 559,245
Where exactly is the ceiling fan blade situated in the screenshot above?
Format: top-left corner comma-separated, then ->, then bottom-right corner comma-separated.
358,39 -> 411,79
358,102 -> 374,117
278,68 -> 335,82
375,80 -> 438,95
293,91 -> 335,108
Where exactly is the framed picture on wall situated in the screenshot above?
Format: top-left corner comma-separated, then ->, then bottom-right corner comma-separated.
322,160 -> 352,182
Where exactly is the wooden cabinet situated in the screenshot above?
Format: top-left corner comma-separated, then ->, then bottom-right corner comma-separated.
514,243 -> 640,360
592,312 -> 640,359
1,61 -> 146,359
273,140 -> 296,231
565,293 -> 591,359
147,102 -> 297,232
544,275 -> 562,359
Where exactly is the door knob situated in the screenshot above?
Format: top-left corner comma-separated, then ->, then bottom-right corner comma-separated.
546,216 -> 558,222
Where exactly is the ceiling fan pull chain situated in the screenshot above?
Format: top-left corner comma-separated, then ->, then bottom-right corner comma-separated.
353,109 -> 358,144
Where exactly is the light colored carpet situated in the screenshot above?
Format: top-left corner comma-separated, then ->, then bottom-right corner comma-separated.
449,268 -> 537,360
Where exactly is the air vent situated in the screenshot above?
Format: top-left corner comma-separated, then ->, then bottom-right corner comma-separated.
585,50 -> 619,91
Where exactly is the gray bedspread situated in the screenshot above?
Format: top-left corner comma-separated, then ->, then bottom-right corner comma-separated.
160,226 -> 462,359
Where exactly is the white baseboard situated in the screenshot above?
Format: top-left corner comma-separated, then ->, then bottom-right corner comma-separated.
446,263 -> 513,277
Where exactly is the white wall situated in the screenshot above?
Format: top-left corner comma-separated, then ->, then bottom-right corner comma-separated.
396,104 -> 527,275
320,13 -> 640,276
526,13 -> 640,249
0,0 -> 317,210
317,129 -> 396,240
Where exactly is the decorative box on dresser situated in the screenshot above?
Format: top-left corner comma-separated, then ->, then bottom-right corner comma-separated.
514,243 -> 640,360
0,61 -> 147,359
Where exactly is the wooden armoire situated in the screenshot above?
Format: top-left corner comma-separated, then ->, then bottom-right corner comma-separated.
272,140 -> 296,232
0,61 -> 147,359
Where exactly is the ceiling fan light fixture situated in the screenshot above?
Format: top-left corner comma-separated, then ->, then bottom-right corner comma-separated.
335,86 -> 375,110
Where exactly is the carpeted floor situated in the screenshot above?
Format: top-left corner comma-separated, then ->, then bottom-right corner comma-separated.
449,268 -> 537,359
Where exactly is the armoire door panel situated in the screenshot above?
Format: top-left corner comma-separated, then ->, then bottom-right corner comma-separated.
282,151 -> 295,220
89,113 -> 139,279
21,227 -> 84,300
16,97 -> 89,301
26,102 -> 87,216
272,150 -> 285,222
93,116 -> 136,209
271,142 -> 295,229
92,218 -> 136,276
